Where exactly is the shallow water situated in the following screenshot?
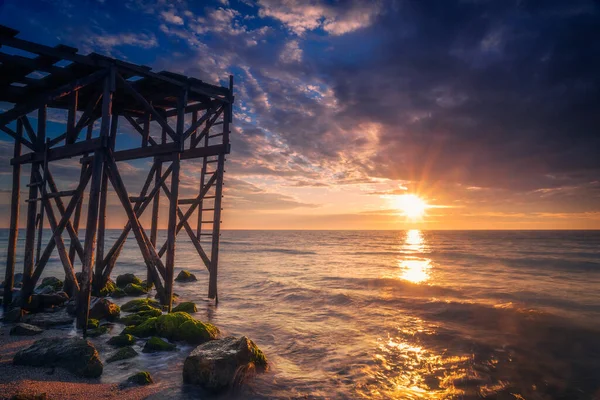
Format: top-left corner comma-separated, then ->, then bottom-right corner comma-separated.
2,230 -> 600,399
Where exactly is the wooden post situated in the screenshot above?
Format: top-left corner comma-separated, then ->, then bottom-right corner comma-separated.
35,108 -> 48,265
164,89 -> 186,311
3,119 -> 22,308
196,111 -> 208,240
76,71 -> 112,332
149,128 -> 165,288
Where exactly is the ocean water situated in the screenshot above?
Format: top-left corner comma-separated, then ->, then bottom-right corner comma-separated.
1,229 -> 600,399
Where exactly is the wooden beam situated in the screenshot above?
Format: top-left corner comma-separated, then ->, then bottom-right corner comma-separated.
124,114 -> 158,146
66,90 -> 79,144
0,125 -> 35,150
34,107 -> 47,265
21,116 -> 37,144
3,119 -> 21,308
11,137 -> 103,165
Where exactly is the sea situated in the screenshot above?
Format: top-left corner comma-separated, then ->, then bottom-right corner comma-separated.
1,229 -> 600,399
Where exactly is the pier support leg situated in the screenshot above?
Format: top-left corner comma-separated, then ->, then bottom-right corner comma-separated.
3,119 -> 22,308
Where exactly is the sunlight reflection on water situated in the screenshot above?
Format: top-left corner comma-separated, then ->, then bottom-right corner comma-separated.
398,230 -> 432,284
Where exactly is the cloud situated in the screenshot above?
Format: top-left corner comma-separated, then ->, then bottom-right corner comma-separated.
161,9 -> 184,25
83,32 -> 158,53
279,39 -> 303,63
257,0 -> 383,36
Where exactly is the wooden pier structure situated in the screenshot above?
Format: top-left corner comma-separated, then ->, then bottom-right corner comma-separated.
0,26 -> 233,330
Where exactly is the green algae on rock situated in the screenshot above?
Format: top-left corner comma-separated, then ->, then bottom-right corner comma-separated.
127,371 -> 154,385
123,317 -> 158,337
172,301 -> 197,313
107,346 -> 138,363
121,298 -> 161,313
87,325 -> 110,337
107,334 -> 135,347
177,320 -> 220,344
87,318 -> 100,329
119,309 -> 162,326
123,283 -> 147,296
143,336 -> 177,353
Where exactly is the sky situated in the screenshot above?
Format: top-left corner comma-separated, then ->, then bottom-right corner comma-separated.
0,0 -> 599,230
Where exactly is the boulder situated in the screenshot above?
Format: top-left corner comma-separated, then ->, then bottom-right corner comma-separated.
182,336 -> 267,391
154,312 -> 193,340
13,337 -> 103,378
119,309 -> 162,326
121,298 -> 160,313
143,336 -> 176,353
38,277 -> 63,292
123,317 -> 158,338
116,273 -> 142,288
127,371 -> 153,386
89,297 -> 120,321
124,283 -> 147,296
87,318 -> 100,329
3,307 -> 24,322
175,270 -> 197,283
107,346 -> 138,363
172,301 -> 197,314
10,323 -> 44,336
22,309 -> 74,328
26,292 -> 69,311
107,334 -> 135,347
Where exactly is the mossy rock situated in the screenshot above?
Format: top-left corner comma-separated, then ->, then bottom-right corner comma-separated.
127,371 -> 153,386
116,273 -> 142,288
111,287 -> 127,298
107,334 -> 135,347
124,283 -> 147,296
87,325 -> 109,337
172,301 -> 197,314
98,280 -> 117,297
87,318 -> 100,330
38,276 -> 63,292
141,280 -> 154,290
107,346 -> 138,363
121,298 -> 160,313
123,317 -> 158,338
175,270 -> 197,282
177,320 -> 220,344
143,336 -> 177,353
119,309 -> 162,326
155,312 -> 193,340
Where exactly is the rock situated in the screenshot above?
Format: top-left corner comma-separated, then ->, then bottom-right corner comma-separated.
13,337 -> 103,378
175,270 -> 197,283
89,297 -> 120,321
172,301 -> 197,313
121,298 -> 160,313
107,346 -> 138,363
143,336 -> 176,353
98,280 -> 117,297
116,273 -> 142,288
87,318 -> 100,329
141,280 -> 154,290
119,309 -> 162,326
123,317 -> 158,338
10,323 -> 44,336
177,320 -> 220,345
155,312 -> 193,340
87,326 -> 110,337
38,277 -> 63,292
182,336 -> 267,391
111,287 -> 127,298
3,307 -> 24,322
22,309 -> 74,328
27,292 -> 69,311
107,334 -> 135,347
124,283 -> 147,296
127,371 -> 153,385
34,285 -> 55,295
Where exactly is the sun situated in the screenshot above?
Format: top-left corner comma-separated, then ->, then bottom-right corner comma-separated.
393,194 -> 428,219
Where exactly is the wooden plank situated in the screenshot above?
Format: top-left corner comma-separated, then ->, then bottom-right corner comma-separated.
112,142 -> 178,162
12,137 -> 103,165
21,116 -> 37,144
66,90 -> 79,144
0,125 -> 35,150
0,68 -> 107,126
124,114 -> 158,146
3,120 -> 21,308
191,108 -> 223,148
34,107 -> 47,265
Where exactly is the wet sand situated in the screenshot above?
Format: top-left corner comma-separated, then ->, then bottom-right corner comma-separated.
0,325 -> 161,400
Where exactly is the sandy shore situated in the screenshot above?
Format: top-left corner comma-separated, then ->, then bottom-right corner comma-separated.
0,324 -> 162,400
